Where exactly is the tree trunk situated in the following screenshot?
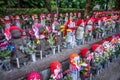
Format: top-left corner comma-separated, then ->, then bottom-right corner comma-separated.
115,0 -> 120,10
56,0 -> 59,18
43,0 -> 53,23
3,0 -> 8,8
17,0 -> 21,8
106,0 -> 109,11
84,0 -> 93,19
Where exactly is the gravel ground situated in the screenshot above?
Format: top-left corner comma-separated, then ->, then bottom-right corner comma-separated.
94,56 -> 120,80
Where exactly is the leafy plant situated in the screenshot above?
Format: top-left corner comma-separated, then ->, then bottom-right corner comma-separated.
0,50 -> 11,60
47,33 -> 55,47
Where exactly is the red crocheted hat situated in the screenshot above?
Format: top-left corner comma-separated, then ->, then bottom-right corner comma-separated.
91,44 -> 99,52
28,72 -> 43,80
50,61 -> 62,74
9,26 -> 21,32
81,48 -> 89,58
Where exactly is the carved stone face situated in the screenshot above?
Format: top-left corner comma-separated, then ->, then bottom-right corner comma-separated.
11,30 -> 22,39
73,56 -> 80,65
54,65 -> 61,75
4,16 -> 10,20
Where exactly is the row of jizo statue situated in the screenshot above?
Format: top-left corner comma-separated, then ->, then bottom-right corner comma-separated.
0,10 -> 120,73
27,34 -> 120,80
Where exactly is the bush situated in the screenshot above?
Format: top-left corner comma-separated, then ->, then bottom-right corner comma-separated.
0,8 -> 84,17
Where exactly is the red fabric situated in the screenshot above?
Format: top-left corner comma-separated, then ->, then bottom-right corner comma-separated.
76,19 -> 84,26
100,40 -> 107,45
23,14 -> 28,18
50,61 -> 62,74
92,44 -> 99,52
81,48 -> 89,58
5,20 -> 10,23
107,37 -> 113,42
92,26 -> 95,31
9,26 -> 21,32
29,29 -> 34,37
85,18 -> 91,25
107,16 -> 111,19
28,72 -> 43,80
64,19 -> 75,36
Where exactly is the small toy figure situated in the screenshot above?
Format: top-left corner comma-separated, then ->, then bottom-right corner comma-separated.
28,72 -> 43,80
64,13 -> 69,25
46,14 -> 51,26
85,18 -> 93,42
100,40 -> 110,68
73,12 -> 77,22
31,23 -> 45,58
76,26 -> 84,46
107,37 -> 117,62
80,48 -> 92,80
22,14 -> 31,30
0,32 -> 11,71
91,44 -> 103,75
78,12 -> 81,19
52,14 -> 61,52
52,14 -> 60,33
70,12 -> 73,20
65,29 -> 76,48
14,15 -> 21,28
50,61 -> 63,80
32,14 -> 39,24
4,26 -> 28,68
58,13 -> 63,25
40,14 -> 46,27
0,32 -> 8,51
70,53 -> 80,80
64,16 -> 76,37
76,17 -> 85,45
4,16 -> 11,29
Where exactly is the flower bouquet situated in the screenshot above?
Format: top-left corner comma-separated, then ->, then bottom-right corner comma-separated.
47,33 -> 56,55
24,41 -> 38,62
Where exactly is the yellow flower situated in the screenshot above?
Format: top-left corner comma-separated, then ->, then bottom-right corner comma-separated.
60,25 -> 65,29
60,29 -> 64,32
67,29 -> 72,32
63,36 -> 66,39
37,40 -> 41,44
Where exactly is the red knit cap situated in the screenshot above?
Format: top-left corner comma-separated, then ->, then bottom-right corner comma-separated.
91,44 -> 99,52
81,48 -> 89,58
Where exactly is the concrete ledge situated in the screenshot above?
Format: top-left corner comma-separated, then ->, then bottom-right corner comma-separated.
0,33 -> 117,80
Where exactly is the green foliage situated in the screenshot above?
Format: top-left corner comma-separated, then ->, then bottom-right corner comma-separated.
0,50 -> 11,60
47,34 -> 55,47
0,8 -> 84,18
8,0 -> 18,8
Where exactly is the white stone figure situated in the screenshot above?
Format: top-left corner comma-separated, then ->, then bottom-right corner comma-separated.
66,29 -> 76,48
85,20 -> 93,41
15,15 -> 21,28
40,14 -> 46,27
32,14 -> 39,24
70,53 -> 80,80
4,16 -> 11,29
76,26 -> 84,45
64,13 -> 69,25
